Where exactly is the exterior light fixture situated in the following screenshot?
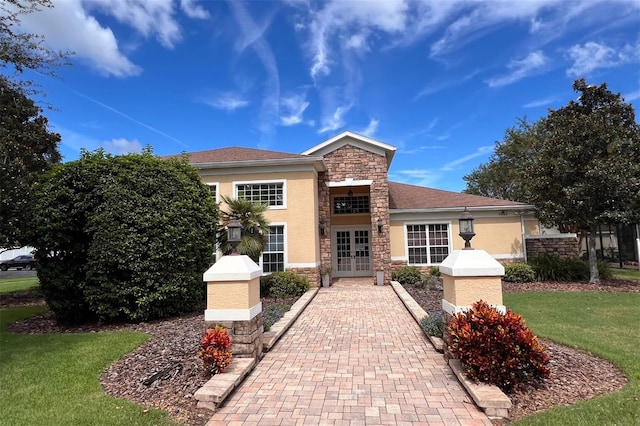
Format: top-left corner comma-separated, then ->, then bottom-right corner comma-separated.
377,218 -> 383,234
227,218 -> 242,254
458,207 -> 475,249
347,189 -> 353,199
319,219 -> 326,236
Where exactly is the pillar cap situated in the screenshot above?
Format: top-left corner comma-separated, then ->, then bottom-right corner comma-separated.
439,249 -> 505,277
203,255 -> 262,282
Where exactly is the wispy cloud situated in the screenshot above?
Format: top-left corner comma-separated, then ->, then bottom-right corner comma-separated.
624,88 -> 640,102
392,169 -> 441,188
523,97 -> 557,108
204,92 -> 250,111
228,0 -> 280,147
358,118 -> 379,137
280,93 -> 310,126
72,90 -> 188,148
486,51 -> 548,87
180,0 -> 210,19
102,138 -> 143,155
415,70 -> 480,100
318,104 -> 352,134
441,146 -> 494,171
566,40 -> 640,76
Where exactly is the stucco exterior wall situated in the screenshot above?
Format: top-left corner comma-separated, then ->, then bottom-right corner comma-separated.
203,170 -> 320,266
206,277 -> 260,310
442,275 -> 503,307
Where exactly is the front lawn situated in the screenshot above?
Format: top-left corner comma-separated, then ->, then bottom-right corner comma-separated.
0,306 -> 175,426
612,267 -> 640,281
0,276 -> 38,294
505,291 -> 640,425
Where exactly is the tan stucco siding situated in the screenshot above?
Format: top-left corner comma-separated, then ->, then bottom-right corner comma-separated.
203,171 -> 319,265
206,278 -> 260,310
524,217 -> 539,235
390,215 -> 528,260
443,275 -> 503,306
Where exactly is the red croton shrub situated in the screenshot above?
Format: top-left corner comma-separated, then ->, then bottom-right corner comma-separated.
448,300 -> 550,392
197,325 -> 233,375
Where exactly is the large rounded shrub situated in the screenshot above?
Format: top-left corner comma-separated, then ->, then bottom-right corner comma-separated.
27,149 -> 218,323
392,266 -> 424,285
262,271 -> 310,299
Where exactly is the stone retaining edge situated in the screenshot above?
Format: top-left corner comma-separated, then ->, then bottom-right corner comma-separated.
389,280 -> 444,352
194,287 -> 319,412
390,280 -> 511,420
262,287 -> 319,352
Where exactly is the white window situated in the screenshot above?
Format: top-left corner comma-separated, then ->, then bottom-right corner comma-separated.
406,224 -> 450,264
235,180 -> 285,208
332,195 -> 370,215
206,182 -> 218,203
262,225 -> 285,273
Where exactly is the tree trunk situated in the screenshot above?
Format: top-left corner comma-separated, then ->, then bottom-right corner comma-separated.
588,225 -> 600,284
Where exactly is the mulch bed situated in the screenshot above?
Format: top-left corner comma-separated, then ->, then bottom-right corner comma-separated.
403,278 -> 639,423
3,279 -> 638,424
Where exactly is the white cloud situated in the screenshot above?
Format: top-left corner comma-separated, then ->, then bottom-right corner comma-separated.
280,93 -> 310,126
523,97 -> 557,108
16,0 -> 141,77
566,41 -> 640,76
358,118 -> 379,137
102,138 -> 143,155
486,51 -> 548,87
318,104 -> 352,134
624,88 -> 640,102
180,0 -> 210,19
204,93 -> 250,111
441,146 -> 494,171
392,169 -> 441,187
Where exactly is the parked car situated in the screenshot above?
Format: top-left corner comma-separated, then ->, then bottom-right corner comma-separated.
0,255 -> 37,271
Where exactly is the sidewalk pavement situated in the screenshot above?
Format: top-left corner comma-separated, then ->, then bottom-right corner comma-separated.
207,278 -> 492,425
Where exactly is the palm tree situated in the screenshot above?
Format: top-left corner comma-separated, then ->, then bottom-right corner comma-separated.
218,195 -> 270,262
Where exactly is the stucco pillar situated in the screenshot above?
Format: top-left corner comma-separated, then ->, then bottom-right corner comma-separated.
203,255 -> 263,360
440,249 -> 505,359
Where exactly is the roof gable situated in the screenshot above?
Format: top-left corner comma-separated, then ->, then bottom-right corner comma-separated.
301,131 -> 396,165
389,181 -> 528,210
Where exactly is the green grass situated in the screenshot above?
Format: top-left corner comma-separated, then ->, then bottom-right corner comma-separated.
0,276 -> 39,293
0,306 -> 176,426
505,292 -> 640,425
612,268 -> 640,281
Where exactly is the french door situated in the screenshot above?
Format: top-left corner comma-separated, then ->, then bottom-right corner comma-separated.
332,228 -> 372,277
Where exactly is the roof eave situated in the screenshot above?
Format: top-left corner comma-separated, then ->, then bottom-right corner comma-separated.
191,156 -> 327,172
390,205 -> 536,214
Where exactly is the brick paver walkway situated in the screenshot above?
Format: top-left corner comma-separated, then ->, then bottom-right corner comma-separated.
208,278 -> 491,425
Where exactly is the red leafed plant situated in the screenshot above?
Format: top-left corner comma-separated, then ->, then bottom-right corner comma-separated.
448,300 -> 550,392
197,325 -> 233,375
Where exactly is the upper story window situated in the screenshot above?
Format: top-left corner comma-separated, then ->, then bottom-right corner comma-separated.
333,195 -> 370,215
235,180 -> 285,208
406,223 -> 450,265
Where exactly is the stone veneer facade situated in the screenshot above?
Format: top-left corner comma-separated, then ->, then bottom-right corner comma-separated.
318,144 -> 392,282
525,235 -> 580,259
205,314 -> 264,360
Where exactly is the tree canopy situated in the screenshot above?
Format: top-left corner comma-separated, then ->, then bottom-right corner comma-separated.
464,79 -> 640,283
0,76 -> 61,249
27,150 -> 218,323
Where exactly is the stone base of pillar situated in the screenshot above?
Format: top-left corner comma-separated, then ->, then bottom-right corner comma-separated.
205,312 -> 264,360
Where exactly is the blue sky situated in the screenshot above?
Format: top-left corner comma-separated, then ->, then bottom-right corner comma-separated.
15,0 -> 640,192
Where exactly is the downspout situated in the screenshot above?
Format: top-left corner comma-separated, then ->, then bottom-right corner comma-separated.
521,213 -> 528,262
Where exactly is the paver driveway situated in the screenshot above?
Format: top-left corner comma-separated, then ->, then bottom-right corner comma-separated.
208,279 -> 491,425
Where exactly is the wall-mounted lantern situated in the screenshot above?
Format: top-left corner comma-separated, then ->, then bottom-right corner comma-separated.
377,218 -> 383,234
227,218 -> 242,254
458,207 -> 475,249
319,219 -> 326,236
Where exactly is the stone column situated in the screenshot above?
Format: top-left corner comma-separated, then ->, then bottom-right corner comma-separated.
203,255 -> 263,360
440,249 -> 505,359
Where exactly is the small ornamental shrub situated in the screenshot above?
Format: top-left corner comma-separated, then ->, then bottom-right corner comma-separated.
392,266 -> 424,285
266,271 -> 310,299
429,266 -> 441,278
503,262 -> 535,283
263,303 -> 291,331
198,326 -> 233,375
420,312 -> 445,338
448,300 -> 550,392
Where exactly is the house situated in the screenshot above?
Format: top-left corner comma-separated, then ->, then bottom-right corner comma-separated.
173,131 -> 539,285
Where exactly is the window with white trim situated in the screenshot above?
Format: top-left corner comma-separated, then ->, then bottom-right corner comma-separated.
206,183 -> 218,202
262,225 -> 285,273
407,224 -> 450,264
236,181 -> 284,207
333,195 -> 370,214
